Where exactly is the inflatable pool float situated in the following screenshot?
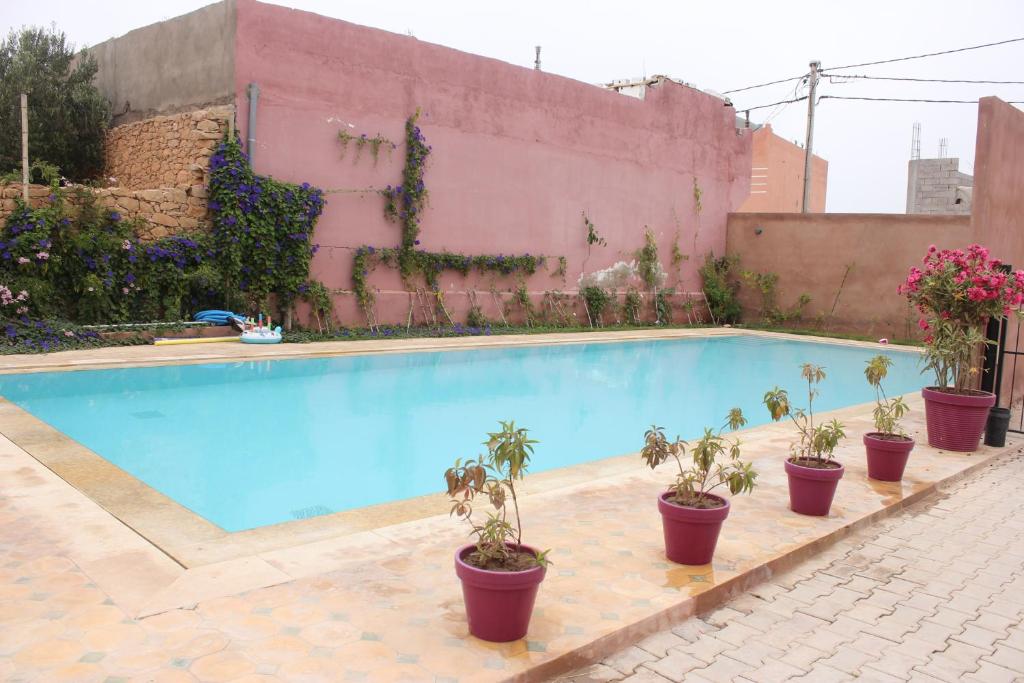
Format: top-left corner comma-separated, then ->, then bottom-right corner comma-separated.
241,326 -> 282,344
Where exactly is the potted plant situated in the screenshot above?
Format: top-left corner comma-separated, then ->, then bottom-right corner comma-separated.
863,355 -> 914,481
444,420 -> 550,642
900,244 -> 1024,451
641,409 -> 757,565
764,364 -> 847,516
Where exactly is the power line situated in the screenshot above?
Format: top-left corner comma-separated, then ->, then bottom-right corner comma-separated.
722,74 -> 807,95
827,36 -> 1024,71
822,73 -> 1024,85
819,95 -> 1024,104
722,36 -> 1024,98
741,95 -> 809,112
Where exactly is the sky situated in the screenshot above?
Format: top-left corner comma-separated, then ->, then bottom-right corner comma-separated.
3,0 -> 1023,213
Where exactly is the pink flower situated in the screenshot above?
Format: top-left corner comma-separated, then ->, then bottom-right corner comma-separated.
36,252 -> 49,261
64,330 -> 74,337
918,318 -> 930,330
16,257 -> 29,265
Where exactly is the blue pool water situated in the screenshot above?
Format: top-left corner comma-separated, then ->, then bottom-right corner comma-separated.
0,336 -> 925,531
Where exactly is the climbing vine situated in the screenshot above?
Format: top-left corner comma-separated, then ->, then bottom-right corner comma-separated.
351,110 -> 552,323
382,109 -> 431,281
208,135 -> 325,314
338,130 -> 395,162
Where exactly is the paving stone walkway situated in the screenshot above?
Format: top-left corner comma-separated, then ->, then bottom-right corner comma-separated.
558,451 -> 1024,682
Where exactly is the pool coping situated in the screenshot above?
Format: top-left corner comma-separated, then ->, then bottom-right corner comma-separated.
0,326 -> 919,375
0,327 -> 924,571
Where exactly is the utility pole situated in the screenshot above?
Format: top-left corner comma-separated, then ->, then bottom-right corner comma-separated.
20,93 -> 29,201
801,60 -> 820,213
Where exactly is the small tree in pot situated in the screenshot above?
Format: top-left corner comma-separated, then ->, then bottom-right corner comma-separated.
864,355 -> 914,481
444,420 -> 549,642
764,363 -> 847,516
641,408 -> 757,565
899,244 -> 1024,451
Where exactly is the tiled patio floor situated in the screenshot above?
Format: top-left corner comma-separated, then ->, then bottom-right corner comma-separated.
0,331 -> 1017,682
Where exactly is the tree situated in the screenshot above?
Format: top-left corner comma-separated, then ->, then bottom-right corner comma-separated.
0,26 -> 110,181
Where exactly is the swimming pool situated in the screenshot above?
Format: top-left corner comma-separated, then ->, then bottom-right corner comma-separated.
0,335 -> 924,531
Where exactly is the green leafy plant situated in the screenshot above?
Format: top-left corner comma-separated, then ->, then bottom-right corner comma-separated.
623,288 -> 642,325
865,355 -> 910,438
699,254 -> 741,324
581,285 -> 612,326
552,255 -> 567,280
0,26 -> 110,180
763,363 -> 846,467
583,212 -> 606,248
301,280 -> 334,333
656,288 -> 674,324
338,130 -> 394,163
641,409 -> 757,508
444,421 -> 550,571
899,244 -> 1024,392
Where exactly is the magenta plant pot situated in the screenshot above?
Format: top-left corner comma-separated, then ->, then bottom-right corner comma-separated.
657,492 -> 730,565
922,387 -> 995,452
784,459 -> 844,516
864,433 -> 914,482
454,543 -> 546,642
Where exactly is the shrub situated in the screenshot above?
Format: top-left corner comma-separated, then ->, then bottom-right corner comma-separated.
699,254 -> 741,324
0,27 -> 110,180
763,363 -> 846,466
865,355 -> 910,437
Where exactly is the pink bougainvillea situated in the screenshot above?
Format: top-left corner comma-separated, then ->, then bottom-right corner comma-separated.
900,244 -> 1024,391
899,244 -> 1024,327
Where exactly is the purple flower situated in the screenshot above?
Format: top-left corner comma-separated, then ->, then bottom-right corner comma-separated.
109,212 -> 121,222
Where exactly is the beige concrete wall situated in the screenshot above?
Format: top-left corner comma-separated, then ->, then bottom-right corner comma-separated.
88,1 -> 236,125
737,124 -> 827,213
727,212 -> 973,340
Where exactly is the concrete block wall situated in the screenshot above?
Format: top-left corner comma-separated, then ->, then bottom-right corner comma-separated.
906,158 -> 972,215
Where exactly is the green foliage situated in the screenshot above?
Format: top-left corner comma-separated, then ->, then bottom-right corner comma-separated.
637,227 -> 660,291
354,111 -> 547,321
513,284 -> 536,326
763,363 -> 847,465
552,255 -> 567,279
741,269 -> 811,325
1,159 -> 61,185
1,186 -> 221,324
301,279 -> 334,333
865,355 -> 910,437
692,177 -> 703,215
921,317 -> 989,391
583,212 -> 606,247
337,130 -> 394,163
444,421 -> 550,570
641,409 -> 757,507
623,288 -> 642,325
0,26 -> 110,180
581,285 -> 612,326
208,135 -> 324,315
699,254 -> 741,324
466,303 -> 489,328
656,288 -> 674,324
382,109 -> 430,281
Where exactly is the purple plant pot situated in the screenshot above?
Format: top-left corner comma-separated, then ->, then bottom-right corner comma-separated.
454,543 -> 546,642
657,492 -> 730,565
864,433 -> 914,482
785,458 -> 844,516
922,387 -> 995,452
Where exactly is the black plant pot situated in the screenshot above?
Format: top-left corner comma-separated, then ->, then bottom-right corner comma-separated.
985,407 -> 1011,447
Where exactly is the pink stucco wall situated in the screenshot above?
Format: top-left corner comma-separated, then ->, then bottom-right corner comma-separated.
971,97 -> 1024,408
232,0 -> 751,325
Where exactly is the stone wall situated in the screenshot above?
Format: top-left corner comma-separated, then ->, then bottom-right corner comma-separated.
1,183 -> 207,241
104,105 -> 233,191
0,105 -> 234,239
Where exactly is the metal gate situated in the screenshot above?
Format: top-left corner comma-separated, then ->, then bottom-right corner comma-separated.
985,312 -> 1022,433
